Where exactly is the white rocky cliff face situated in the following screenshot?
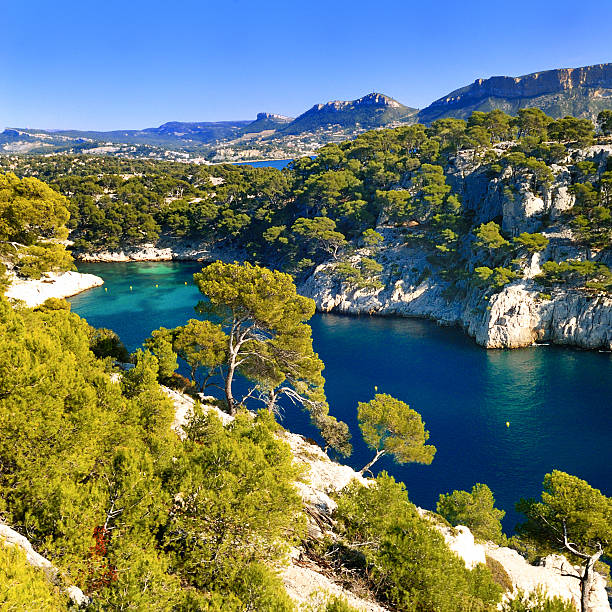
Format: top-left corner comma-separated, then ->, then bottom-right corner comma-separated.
300,147 -> 612,351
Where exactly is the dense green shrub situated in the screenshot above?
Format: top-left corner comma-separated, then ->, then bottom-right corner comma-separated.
437,483 -> 506,544
333,473 -> 503,611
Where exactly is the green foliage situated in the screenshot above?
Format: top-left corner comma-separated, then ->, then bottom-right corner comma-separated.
0,172 -> 74,279
193,261 -> 351,453
548,117 -> 595,147
333,473 -> 503,611
0,544 -> 68,610
357,393 -> 436,474
292,216 -> 347,259
15,243 -> 75,279
0,297 -> 307,608
437,484 -> 506,544
172,319 -> 227,388
514,108 -> 552,141
0,172 -> 70,245
473,222 -> 510,252
361,228 -> 383,247
597,110 -> 612,136
501,588 -> 577,612
144,326 -> 179,382
88,326 -> 130,362
537,260 -> 612,292
514,232 -> 549,254
319,594 -> 360,612
516,471 -> 612,610
332,257 -> 383,291
516,471 -> 612,561
474,266 -> 518,290
165,409 -> 304,604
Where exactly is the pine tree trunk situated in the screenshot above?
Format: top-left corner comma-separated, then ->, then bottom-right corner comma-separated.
225,358 -> 237,415
359,449 -> 385,475
580,551 -> 603,612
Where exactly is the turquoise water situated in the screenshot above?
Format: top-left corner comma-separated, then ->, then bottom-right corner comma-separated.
70,261 -> 612,531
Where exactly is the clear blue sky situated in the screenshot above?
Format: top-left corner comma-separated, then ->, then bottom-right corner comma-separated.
2,0 -> 611,130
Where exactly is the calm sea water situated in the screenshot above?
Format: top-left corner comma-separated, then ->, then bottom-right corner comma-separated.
70,261 -> 612,531
231,159 -> 292,170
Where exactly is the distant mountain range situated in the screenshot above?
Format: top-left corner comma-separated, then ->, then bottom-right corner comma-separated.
278,93 -> 417,135
417,63 -> 612,123
2,62 -> 612,160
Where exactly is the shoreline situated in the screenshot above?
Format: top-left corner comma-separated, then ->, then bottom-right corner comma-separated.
73,256 -> 612,353
5,270 -> 104,307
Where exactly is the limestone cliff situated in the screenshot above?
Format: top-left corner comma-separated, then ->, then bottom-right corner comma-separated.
418,63 -> 612,122
299,145 -> 612,350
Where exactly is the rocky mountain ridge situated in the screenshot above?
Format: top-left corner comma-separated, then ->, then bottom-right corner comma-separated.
418,63 -> 612,123
278,93 -> 416,136
4,62 -> 612,161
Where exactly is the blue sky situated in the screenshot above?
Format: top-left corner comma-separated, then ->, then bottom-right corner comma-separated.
2,0 -> 611,130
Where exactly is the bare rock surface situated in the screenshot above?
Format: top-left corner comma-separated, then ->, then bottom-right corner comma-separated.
0,523 -> 89,607
485,545 -> 610,611
4,270 -> 103,307
77,238 -> 246,263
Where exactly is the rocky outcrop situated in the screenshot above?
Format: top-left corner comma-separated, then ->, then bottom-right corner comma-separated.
4,270 -> 103,307
0,523 -> 89,607
300,253 -> 612,350
300,144 -> 612,351
418,63 -> 612,122
77,238 -> 246,263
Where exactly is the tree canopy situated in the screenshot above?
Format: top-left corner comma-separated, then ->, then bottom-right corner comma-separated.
357,393 -> 436,475
516,471 -> 612,612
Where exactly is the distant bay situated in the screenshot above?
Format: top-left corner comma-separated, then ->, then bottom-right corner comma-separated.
231,158 -> 292,170
70,261 -> 612,531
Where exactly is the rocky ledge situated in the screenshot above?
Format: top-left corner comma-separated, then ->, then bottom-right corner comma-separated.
300,261 -> 612,351
4,270 -> 104,307
299,204 -> 612,352
77,237 -> 245,263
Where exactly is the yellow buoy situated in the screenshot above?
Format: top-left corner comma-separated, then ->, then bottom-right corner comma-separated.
184,281 -> 187,285
374,385 -> 378,391
155,284 -> 158,288
506,422 -> 510,428
104,287 -> 107,292
129,286 -> 132,291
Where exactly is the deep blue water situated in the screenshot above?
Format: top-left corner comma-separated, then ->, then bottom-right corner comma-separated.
231,158 -> 292,170
70,261 -> 612,531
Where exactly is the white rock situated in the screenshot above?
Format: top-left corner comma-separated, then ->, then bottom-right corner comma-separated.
0,523 -> 89,607
5,271 -> 103,307
163,388 -> 610,610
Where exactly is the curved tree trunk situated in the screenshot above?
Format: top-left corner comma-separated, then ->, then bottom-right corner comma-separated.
225,358 -> 237,415
359,449 -> 385,476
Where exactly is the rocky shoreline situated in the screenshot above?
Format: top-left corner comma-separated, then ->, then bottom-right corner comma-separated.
73,236 -> 612,351
167,388 -> 611,611
4,270 -> 104,307
76,237 -> 246,264
299,262 -> 612,351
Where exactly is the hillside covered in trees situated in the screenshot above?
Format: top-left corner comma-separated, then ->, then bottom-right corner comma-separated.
3,106 -> 611,348
1,169 -> 611,609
